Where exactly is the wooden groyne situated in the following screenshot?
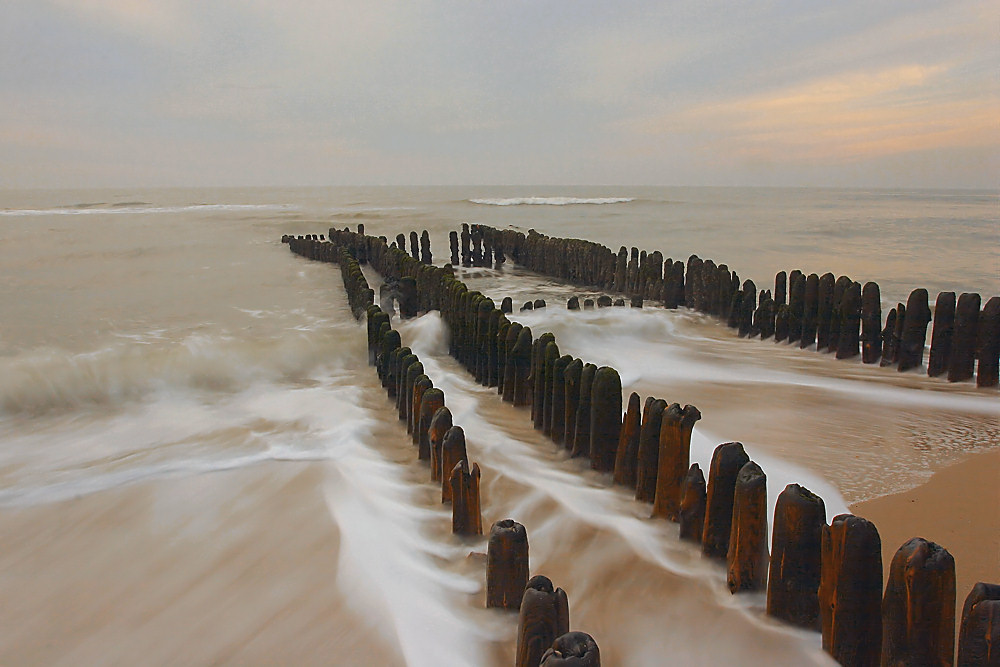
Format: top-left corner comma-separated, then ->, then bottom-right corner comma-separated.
462,225 -> 1000,387
284,229 -> 997,666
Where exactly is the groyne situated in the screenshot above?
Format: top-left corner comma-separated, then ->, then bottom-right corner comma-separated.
284,228 -> 998,666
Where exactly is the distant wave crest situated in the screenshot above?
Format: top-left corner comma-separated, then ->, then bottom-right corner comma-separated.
468,196 -> 634,206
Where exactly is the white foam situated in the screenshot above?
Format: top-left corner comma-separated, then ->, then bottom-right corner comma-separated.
468,197 -> 634,206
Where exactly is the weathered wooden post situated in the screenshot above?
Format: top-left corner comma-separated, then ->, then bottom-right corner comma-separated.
441,426 -> 467,502
410,375 -> 432,439
612,392 -> 642,488
597,295 -> 612,308
634,399 -> 667,502
516,576 -> 570,667
501,296 -> 513,314
420,230 -> 432,264
402,360 -> 424,424
801,273 -> 820,349
819,514 -> 882,667
817,273 -> 835,349
679,463 -> 707,543
532,334 -> 556,429
567,296 -> 580,310
702,442 -> 750,560
563,359 -> 583,451
861,282 -> 882,363
487,519 -> 529,610
417,388 -> 445,461
428,407 -> 453,483
450,230 -> 460,265
589,367 -> 622,472
881,537 -> 955,666
927,292 -> 956,377
396,233 -> 407,253
898,288 -> 932,372
949,293 -> 981,382
767,484 -> 825,629
881,307 -> 900,366
540,632 -> 600,666
727,461 -> 768,593
958,582 -> 1000,667
565,363 -> 594,457
550,355 -> 572,444
450,459 -> 482,536
409,231 -> 420,261
542,342 -> 562,437
395,351 -> 417,412
513,327 -> 534,406
652,404 -> 701,521
977,296 -> 1000,387
461,224 -> 471,266
788,270 -> 805,344
836,281 -> 862,359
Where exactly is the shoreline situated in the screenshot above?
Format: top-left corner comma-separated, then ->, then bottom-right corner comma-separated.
851,447 -> 1000,634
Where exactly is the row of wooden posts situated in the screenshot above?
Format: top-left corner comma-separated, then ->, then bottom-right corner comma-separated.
285,234 -> 601,666
284,229 -> 998,666
468,224 -> 1000,387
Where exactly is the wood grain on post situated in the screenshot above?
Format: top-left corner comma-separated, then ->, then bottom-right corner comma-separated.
516,575 -> 570,667
898,288 -> 932,372
589,367 -> 622,473
679,463 -> 707,543
958,582 -> 1000,667
819,514 -> 882,667
402,361 -> 423,425
634,399 -> 667,503
532,334 -> 556,429
976,296 -> 1000,387
441,426 -> 467,502
881,537 -> 956,667
613,392 -> 642,488
410,375 -> 432,440
450,460 -> 482,536
928,292 -> 956,377
502,323 -> 524,403
540,632 -> 601,667
767,484 -> 825,629
486,519 -> 529,610
428,407 -> 453,483
513,327 -> 534,406
948,293 -> 981,382
571,364 -> 597,458
417,388 -> 445,461
652,404 -> 701,521
727,461 -> 768,593
702,442 -> 750,560
542,342 -> 562,438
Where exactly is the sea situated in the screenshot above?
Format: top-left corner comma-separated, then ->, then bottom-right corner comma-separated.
0,186 -> 996,665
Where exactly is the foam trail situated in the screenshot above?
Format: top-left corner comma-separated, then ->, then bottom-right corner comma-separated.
320,394 -> 495,666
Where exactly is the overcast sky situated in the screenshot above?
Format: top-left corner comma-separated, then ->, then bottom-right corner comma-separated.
1,1 -> 997,189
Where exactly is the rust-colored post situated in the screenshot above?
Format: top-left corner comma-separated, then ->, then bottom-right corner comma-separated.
428,407 -> 453,483
653,404 -> 701,521
819,514 -> 882,667
417,388 -> 445,461
634,399 -> 667,503
958,582 -> 1000,667
486,519 -> 529,610
679,463 -> 707,543
612,392 -> 642,488
450,459 -> 483,536
701,442 -> 750,560
881,537 -> 956,666
727,461 -> 768,593
441,426 -> 467,502
767,484 -> 825,629
540,632 -> 600,666
516,575 -> 570,667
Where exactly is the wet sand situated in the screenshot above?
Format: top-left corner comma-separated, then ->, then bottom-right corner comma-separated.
852,448 -> 1000,628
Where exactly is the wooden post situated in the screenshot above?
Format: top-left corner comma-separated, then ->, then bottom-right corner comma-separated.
948,293 -> 981,382
540,632 -> 600,667
542,342 -> 561,437
450,460 -> 482,536
817,273 -> 835,350
516,575 -> 570,667
652,404 -> 701,521
513,327 -> 534,406
417,388 -> 445,461
819,514 -> 882,667
702,442 -> 750,560
767,484 -> 825,629
589,367 -> 622,473
441,426 -> 467,502
836,281 -> 862,360
861,282 -> 882,364
486,519 -> 529,610
679,463 -> 706,543
571,364 -> 597,459
727,461 -> 768,593
634,399 -> 667,502
898,288 -> 932,372
563,359 -> 583,451
428,407 -> 453,483
958,582 -> 1000,667
410,375 -> 432,439
612,392 -> 642,488
881,537 -> 956,666
976,296 -> 1000,387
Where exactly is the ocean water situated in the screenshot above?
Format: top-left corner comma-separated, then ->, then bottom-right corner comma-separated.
0,186 -> 996,665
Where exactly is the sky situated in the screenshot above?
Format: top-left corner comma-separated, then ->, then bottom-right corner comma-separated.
1,1 -> 997,189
